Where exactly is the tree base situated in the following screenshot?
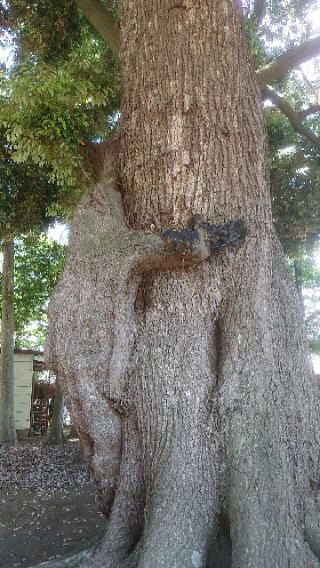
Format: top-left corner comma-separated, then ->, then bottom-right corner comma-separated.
30,545 -> 95,568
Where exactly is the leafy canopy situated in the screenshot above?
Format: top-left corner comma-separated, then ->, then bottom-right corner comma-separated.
268,108 -> 320,255
0,233 -> 66,349
0,123 -> 64,239
0,30 -> 120,193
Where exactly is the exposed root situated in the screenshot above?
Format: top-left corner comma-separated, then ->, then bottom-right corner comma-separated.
30,545 -> 95,568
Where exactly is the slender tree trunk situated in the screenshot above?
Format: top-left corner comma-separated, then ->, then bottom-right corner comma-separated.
46,377 -> 65,445
47,1 -> 320,566
0,239 -> 17,444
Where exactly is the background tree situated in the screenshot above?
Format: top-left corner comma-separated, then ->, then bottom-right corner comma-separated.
5,234 -> 66,349
0,6 -> 118,444
4,233 -> 67,446
0,233 -> 66,445
46,376 -> 65,446
2,1 -> 320,566
0,109 -> 64,442
266,106 -> 320,351
1,239 -> 16,443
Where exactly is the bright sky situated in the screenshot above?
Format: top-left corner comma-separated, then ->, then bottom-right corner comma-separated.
47,224 -> 69,245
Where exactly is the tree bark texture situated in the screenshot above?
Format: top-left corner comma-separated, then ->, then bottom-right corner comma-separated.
47,1 -> 320,566
46,377 -> 65,445
0,239 -> 17,444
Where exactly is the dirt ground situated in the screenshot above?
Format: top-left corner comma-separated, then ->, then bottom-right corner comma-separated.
0,440 -> 106,568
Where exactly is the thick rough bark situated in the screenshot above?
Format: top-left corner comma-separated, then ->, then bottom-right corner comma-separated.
47,1 -> 320,567
0,239 -> 17,444
47,377 -> 65,445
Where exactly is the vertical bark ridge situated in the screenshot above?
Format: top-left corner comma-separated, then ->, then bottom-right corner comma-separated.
120,261 -> 225,566
116,3 -> 275,563
218,235 -> 320,567
88,416 -> 146,568
120,0 -> 270,231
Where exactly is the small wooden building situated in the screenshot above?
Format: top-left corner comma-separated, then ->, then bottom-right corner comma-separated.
13,349 -> 45,437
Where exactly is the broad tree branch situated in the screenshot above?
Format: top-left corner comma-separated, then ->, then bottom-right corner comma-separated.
299,68 -> 318,98
263,86 -> 320,151
299,105 -> 320,118
75,0 -> 119,58
252,0 -> 266,26
257,35 -> 320,87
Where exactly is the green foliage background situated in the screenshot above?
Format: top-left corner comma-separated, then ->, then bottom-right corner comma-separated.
0,234 -> 66,349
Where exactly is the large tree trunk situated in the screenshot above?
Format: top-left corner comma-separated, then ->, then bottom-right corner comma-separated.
47,1 -> 320,566
0,239 -> 17,444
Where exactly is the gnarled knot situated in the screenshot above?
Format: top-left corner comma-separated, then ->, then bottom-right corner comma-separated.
162,215 -> 247,260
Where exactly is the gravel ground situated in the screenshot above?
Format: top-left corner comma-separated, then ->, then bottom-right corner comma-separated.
0,440 -> 106,568
0,441 -> 90,498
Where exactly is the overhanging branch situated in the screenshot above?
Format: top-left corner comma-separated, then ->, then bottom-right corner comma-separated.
263,86 -> 320,151
298,104 -> 320,119
75,0 -> 119,58
257,35 -> 320,87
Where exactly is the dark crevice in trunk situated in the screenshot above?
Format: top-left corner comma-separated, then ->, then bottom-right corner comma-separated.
207,512 -> 232,568
209,316 -> 225,403
215,317 -> 224,390
134,273 -> 154,320
78,426 -> 116,516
